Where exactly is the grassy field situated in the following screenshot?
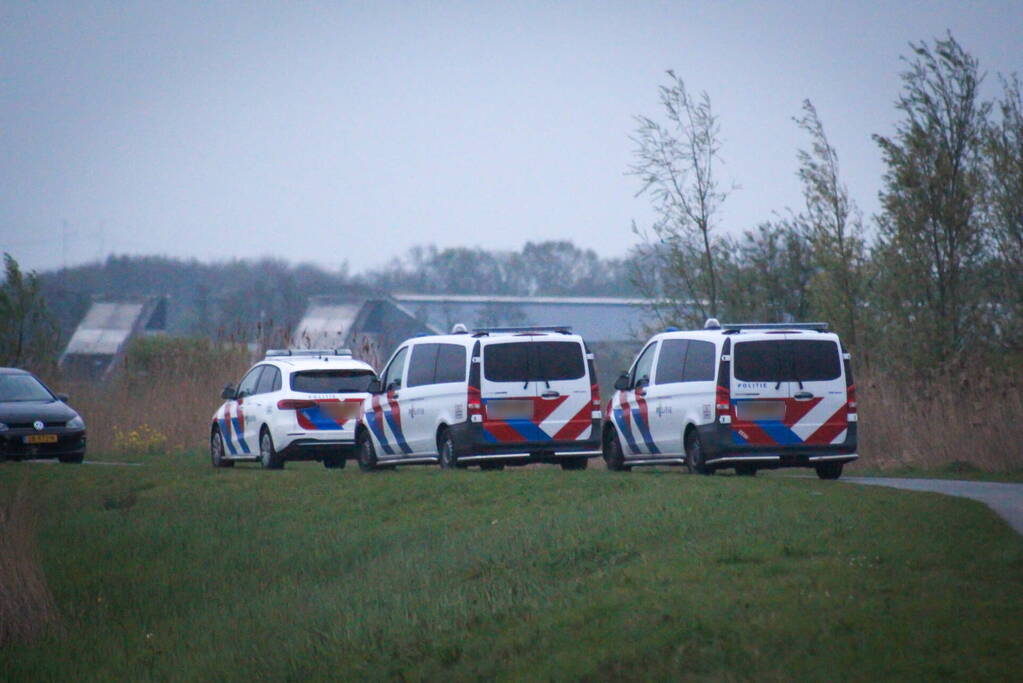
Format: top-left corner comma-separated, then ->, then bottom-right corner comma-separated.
2,455 -> 1023,681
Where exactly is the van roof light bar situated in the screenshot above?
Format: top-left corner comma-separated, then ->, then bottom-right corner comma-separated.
265,348 -> 353,357
471,325 -> 573,336
720,322 -> 829,333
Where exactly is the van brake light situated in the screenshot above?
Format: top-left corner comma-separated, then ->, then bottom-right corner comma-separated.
847,385 -> 857,414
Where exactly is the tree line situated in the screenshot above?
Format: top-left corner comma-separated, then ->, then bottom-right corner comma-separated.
630,33 -> 1022,374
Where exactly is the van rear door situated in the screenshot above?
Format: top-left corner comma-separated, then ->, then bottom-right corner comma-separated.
730,337 -> 792,446
480,339 -> 540,444
785,337 -> 848,445
531,339 -> 592,442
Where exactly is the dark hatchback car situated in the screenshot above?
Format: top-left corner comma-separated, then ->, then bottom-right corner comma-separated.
0,368 -> 86,463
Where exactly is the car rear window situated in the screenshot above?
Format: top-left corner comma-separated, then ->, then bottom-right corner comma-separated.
290,370 -> 376,393
733,340 -> 841,382
484,341 -> 585,382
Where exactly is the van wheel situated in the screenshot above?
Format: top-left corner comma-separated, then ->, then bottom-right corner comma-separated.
438,432 -> 462,469
210,428 -> 234,468
685,430 -> 712,475
735,463 -> 757,476
603,429 -> 629,472
357,433 -> 378,471
260,429 -> 284,470
560,457 -> 588,471
815,462 -> 844,480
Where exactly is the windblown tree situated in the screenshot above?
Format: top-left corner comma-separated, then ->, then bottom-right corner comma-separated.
985,74 -> 1023,351
629,71 -> 730,326
0,253 -> 58,368
873,33 -> 992,368
794,100 -> 869,347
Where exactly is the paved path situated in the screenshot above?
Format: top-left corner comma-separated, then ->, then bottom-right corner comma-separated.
845,477 -> 1023,536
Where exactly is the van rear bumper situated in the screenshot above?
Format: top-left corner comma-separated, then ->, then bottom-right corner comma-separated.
696,422 -> 858,466
449,421 -> 601,463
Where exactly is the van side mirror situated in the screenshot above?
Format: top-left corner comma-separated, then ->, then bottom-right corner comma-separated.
221,384 -> 237,400
613,373 -> 630,391
366,378 -> 383,394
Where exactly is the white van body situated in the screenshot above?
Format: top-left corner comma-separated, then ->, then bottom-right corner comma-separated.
603,322 -> 857,479
356,327 -> 602,470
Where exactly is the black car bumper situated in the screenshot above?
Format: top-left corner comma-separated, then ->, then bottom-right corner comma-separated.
448,420 -> 601,464
0,429 -> 86,460
277,438 -> 358,462
696,421 -> 858,468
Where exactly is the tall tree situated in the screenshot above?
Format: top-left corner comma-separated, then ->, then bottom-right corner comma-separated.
794,100 -> 869,346
985,74 -> 1023,351
0,253 -> 58,368
873,33 -> 992,367
629,71 -> 730,324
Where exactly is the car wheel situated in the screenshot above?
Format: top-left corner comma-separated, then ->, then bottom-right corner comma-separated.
815,462 -> 844,480
357,432 -> 378,471
58,452 -> 84,464
685,429 -> 713,475
735,463 -> 757,476
260,429 -> 284,470
560,457 -> 588,471
438,432 -> 459,470
603,429 -> 629,471
210,429 -> 233,468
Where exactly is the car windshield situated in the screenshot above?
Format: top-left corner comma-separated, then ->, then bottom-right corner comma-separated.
484,341 -> 585,382
733,339 -> 841,382
290,370 -> 376,393
0,374 -> 54,402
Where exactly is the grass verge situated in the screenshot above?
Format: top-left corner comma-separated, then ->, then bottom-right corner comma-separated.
1,455 -> 1022,680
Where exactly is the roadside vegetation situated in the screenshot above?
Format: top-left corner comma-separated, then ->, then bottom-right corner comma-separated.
1,457 -> 1022,680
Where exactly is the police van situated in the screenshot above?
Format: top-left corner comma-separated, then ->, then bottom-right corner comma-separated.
603,321 -> 857,479
355,326 -> 602,470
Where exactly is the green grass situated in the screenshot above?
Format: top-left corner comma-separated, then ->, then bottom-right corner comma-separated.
2,454 -> 1023,680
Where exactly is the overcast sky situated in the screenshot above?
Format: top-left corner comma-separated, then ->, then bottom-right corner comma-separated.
2,1 -> 1021,275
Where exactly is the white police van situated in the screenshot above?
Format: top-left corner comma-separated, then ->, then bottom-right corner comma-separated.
210,349 -> 377,469
603,321 -> 857,479
355,326 -> 602,470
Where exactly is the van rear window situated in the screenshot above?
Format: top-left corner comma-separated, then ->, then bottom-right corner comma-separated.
291,370 -> 376,393
733,340 -> 841,382
484,341 -> 585,382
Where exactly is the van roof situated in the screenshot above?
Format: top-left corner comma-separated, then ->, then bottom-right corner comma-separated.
405,330 -> 585,346
653,327 -> 842,345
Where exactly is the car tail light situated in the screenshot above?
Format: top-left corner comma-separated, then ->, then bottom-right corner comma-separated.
277,399 -> 317,410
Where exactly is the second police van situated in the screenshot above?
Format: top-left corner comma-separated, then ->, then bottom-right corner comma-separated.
355,326 -> 602,470
603,320 -> 858,479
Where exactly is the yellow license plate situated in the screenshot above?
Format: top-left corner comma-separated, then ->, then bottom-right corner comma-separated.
24,434 -> 58,444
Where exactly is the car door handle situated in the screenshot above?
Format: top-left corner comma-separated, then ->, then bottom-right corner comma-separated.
793,391 -> 814,400
540,390 -> 561,399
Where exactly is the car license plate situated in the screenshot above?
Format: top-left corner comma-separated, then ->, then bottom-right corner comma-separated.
24,434 -> 58,444
486,399 -> 534,420
735,401 -> 786,422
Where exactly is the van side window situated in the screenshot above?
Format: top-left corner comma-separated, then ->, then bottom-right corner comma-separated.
382,347 -> 409,390
682,340 -> 716,381
407,344 -> 440,388
655,339 -> 688,384
435,344 -> 467,383
631,343 -> 657,388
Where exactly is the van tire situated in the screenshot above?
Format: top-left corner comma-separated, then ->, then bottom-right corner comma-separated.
685,429 -> 712,475
260,428 -> 284,470
357,432 -> 378,471
438,431 -> 462,469
560,457 -> 588,471
603,429 -> 629,471
815,462 -> 844,480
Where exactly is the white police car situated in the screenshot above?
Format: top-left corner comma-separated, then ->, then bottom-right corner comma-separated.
210,349 -> 377,469
603,321 -> 857,479
355,325 -> 602,471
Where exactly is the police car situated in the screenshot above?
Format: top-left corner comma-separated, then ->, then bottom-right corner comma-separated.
603,321 -> 857,479
355,325 -> 602,471
210,349 -> 377,469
